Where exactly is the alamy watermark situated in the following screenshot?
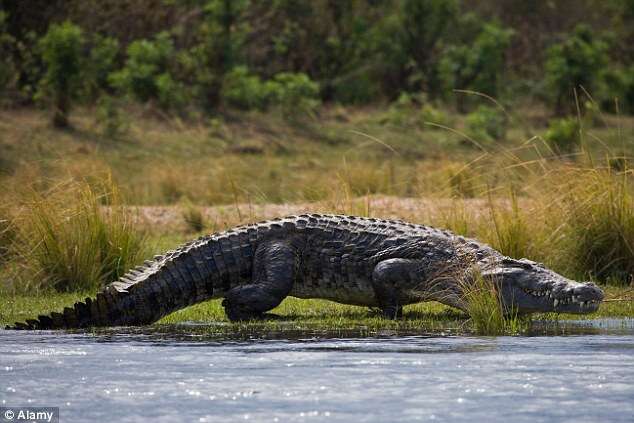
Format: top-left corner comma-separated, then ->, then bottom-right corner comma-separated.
0,407 -> 59,423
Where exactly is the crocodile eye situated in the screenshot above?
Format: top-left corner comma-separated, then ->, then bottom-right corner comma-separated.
502,258 -> 533,269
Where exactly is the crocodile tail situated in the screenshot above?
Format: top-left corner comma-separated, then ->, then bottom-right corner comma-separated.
8,236 -> 223,330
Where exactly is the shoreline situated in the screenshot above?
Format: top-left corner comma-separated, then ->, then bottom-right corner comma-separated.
2,287 -> 632,336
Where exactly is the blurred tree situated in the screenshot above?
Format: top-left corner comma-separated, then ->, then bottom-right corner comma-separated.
82,34 -> 119,100
312,0 -> 377,103
268,72 -> 320,117
0,0 -> 632,115
545,24 -> 609,116
221,66 -> 270,110
465,105 -> 508,142
37,21 -> 84,127
596,0 -> 634,64
603,66 -> 634,114
1,0 -> 66,103
220,66 -> 320,117
191,0 -> 250,110
109,32 -> 184,110
245,0 -> 385,103
398,0 -> 458,99
439,18 -> 514,112
0,11 -> 17,101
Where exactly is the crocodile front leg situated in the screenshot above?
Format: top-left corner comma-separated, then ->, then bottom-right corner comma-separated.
222,240 -> 297,321
372,258 -> 422,319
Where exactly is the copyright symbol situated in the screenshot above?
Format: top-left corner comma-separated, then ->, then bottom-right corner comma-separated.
4,410 -> 14,420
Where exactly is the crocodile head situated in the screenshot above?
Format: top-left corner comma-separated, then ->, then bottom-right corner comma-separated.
481,258 -> 604,314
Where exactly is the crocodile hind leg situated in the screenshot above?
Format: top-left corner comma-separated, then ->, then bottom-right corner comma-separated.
222,240 -> 296,321
372,258 -> 422,319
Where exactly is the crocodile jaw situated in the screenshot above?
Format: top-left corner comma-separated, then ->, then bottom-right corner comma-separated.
490,259 -> 604,314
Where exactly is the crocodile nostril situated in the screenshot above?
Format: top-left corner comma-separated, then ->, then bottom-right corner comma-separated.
574,282 -> 605,301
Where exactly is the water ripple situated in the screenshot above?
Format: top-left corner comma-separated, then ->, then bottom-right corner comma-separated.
0,319 -> 632,422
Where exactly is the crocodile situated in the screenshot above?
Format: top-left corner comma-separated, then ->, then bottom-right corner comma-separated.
9,214 -> 604,330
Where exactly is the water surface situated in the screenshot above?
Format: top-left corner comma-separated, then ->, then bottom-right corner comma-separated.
1,319 -> 633,422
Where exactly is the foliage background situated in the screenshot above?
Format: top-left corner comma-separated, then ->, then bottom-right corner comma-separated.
1,0 -> 633,116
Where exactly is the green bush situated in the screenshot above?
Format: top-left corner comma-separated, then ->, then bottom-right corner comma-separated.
545,24 -> 609,116
83,34 -> 119,100
381,93 -> 454,129
602,66 -> 634,114
95,96 -> 129,139
37,21 -> 84,127
420,103 -> 452,128
222,67 -> 320,117
544,117 -> 580,155
109,32 -> 184,110
0,11 -> 17,100
268,72 -> 320,117
192,0 -> 250,109
465,106 -> 507,142
221,66 -> 271,110
439,21 -> 513,111
331,72 -> 380,105
398,0 -> 459,98
379,92 -> 427,126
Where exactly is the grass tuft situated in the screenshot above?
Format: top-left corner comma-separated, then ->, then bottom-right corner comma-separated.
10,181 -> 148,292
484,191 -> 536,260
460,271 -> 528,335
182,202 -> 206,233
0,206 -> 15,263
544,117 -> 581,156
556,166 -> 634,283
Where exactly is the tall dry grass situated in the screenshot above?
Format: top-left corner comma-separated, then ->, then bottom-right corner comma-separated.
444,160 -> 634,285
0,203 -> 15,263
483,191 -> 535,259
182,201 -> 207,233
543,166 -> 634,283
5,180 -> 148,293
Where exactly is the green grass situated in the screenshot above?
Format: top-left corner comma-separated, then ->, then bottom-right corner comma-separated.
1,105 -> 632,206
0,292 -> 89,326
1,287 -> 631,335
459,272 -> 529,335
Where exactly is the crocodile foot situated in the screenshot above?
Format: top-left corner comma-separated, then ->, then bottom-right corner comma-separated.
221,285 -> 281,321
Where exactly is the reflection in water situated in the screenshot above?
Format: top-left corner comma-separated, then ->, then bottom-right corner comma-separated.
0,319 -> 632,422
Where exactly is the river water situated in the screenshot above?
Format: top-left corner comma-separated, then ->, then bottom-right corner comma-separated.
1,319 -> 633,422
